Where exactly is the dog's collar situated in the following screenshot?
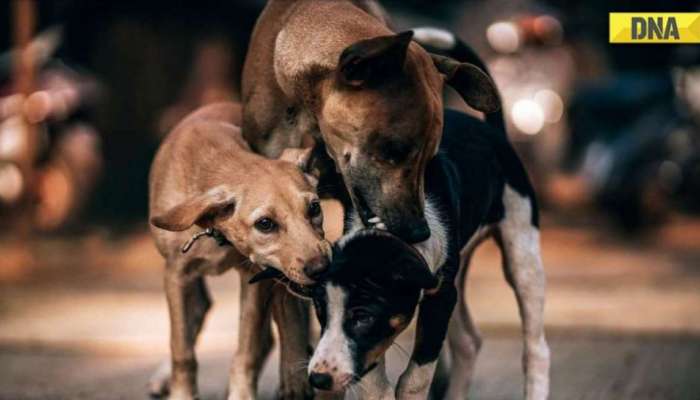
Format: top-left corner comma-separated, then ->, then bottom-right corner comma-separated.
181,228 -> 231,254
422,274 -> 444,297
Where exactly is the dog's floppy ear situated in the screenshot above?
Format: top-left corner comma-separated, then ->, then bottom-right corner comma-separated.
337,31 -> 413,87
150,186 -> 236,232
338,229 -> 438,290
431,54 -> 500,113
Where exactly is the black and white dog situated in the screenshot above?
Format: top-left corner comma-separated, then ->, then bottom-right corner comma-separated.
248,28 -> 550,399
300,29 -> 550,400
304,104 -> 550,399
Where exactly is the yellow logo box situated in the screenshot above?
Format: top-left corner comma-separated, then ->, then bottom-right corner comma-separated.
610,13 -> 700,43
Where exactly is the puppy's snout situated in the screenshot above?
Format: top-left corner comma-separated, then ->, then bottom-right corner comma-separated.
308,372 -> 333,391
304,255 -> 330,280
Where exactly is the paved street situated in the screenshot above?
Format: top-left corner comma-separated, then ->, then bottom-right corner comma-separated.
1,214 -> 699,399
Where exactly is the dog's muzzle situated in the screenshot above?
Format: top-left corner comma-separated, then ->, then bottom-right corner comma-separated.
397,220 -> 431,243
308,372 -> 333,391
304,255 -> 330,280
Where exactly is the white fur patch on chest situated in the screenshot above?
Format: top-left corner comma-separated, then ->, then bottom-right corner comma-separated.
412,198 -> 448,272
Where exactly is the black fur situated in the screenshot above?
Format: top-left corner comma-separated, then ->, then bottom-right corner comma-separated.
408,107 -> 539,365
311,32 -> 539,376
312,107 -> 538,372
312,231 -> 431,377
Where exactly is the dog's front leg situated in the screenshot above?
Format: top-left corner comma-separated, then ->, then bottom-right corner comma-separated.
396,284 -> 457,400
228,270 -> 275,400
164,266 -> 212,400
356,356 -> 394,400
270,285 -> 315,400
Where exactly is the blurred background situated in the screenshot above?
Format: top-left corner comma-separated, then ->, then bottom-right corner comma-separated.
1,1 -> 699,399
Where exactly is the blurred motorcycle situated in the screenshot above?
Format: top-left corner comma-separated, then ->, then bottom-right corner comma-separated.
568,66 -> 700,231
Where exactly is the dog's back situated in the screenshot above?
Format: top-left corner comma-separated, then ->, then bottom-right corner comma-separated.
241,0 -> 393,156
148,102 -> 253,257
425,108 -> 538,251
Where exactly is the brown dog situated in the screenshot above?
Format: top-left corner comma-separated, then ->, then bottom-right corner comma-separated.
148,102 -> 330,400
241,0 -> 499,244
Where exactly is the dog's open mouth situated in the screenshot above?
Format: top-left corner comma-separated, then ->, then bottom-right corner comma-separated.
352,189 -> 387,231
248,266 -> 313,298
248,265 -> 284,283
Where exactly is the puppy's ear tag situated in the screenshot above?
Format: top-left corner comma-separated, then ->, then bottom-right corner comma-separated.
249,267 -> 284,284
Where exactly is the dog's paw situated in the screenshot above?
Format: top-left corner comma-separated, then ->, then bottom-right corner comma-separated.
226,389 -> 256,400
164,385 -> 198,400
167,392 -> 198,400
148,360 -> 171,398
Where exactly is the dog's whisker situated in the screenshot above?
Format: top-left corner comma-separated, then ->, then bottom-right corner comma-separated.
293,364 -> 309,373
291,363 -> 309,370
290,358 -> 310,369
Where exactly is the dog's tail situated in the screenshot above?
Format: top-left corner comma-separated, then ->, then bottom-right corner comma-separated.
412,27 -> 506,134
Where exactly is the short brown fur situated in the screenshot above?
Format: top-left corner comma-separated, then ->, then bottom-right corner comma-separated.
242,0 -> 498,243
148,102 -> 327,400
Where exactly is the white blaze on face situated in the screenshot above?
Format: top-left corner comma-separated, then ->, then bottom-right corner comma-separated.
309,284 -> 355,388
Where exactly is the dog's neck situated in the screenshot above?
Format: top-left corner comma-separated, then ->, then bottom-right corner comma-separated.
346,197 -> 448,272
412,198 -> 448,272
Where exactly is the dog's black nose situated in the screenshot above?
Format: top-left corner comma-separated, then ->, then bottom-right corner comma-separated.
304,256 -> 330,280
309,372 -> 333,390
405,224 -> 431,243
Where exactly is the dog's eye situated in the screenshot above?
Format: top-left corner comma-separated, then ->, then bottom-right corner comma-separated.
308,200 -> 322,218
349,310 -> 375,331
379,139 -> 412,165
254,217 -> 278,233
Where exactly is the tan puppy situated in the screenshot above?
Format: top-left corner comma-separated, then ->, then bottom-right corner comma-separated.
148,102 -> 329,400
242,0 -> 499,244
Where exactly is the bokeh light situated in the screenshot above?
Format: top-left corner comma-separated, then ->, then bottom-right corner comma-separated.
534,89 -> 564,123
486,21 -> 521,54
511,99 -> 544,135
0,162 -> 24,204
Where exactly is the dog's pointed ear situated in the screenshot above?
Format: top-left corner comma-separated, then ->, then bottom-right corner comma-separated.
430,54 -> 500,113
337,31 -> 413,87
150,186 -> 236,232
279,146 -> 320,186
279,147 -> 314,173
338,229 -> 438,290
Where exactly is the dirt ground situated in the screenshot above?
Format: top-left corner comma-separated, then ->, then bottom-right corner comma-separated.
0,213 -> 699,399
